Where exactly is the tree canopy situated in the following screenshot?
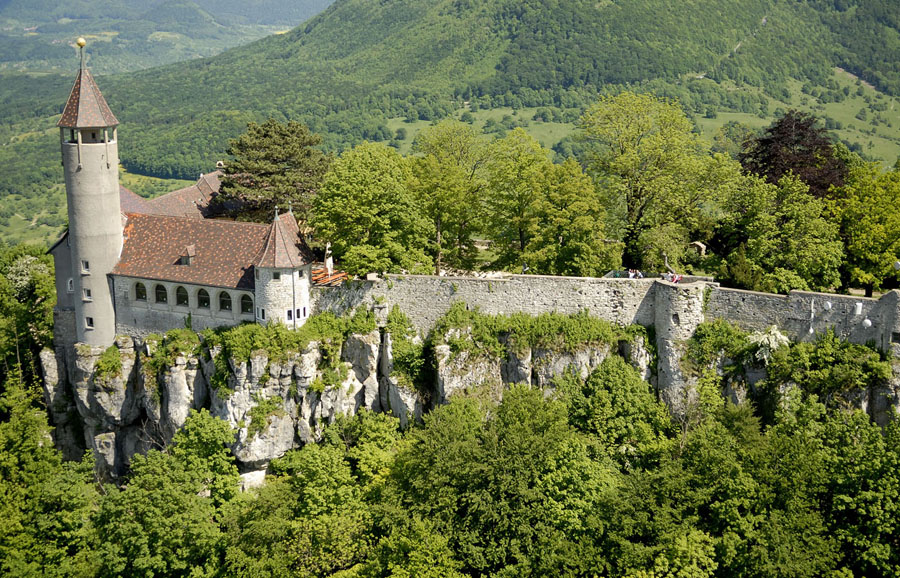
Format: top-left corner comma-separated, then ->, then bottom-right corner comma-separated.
311,142 -> 432,275
740,109 -> 848,199
215,119 -> 331,223
579,92 -> 744,270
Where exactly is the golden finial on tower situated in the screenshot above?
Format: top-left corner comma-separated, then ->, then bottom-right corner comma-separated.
76,37 -> 86,68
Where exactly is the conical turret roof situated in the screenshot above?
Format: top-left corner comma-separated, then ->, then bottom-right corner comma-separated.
58,67 -> 119,129
253,211 -> 306,269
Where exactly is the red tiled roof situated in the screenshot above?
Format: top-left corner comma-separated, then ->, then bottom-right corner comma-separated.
145,171 -> 222,218
57,67 -> 118,129
254,212 -> 307,268
311,266 -> 349,286
112,213 -> 281,290
119,186 -> 154,214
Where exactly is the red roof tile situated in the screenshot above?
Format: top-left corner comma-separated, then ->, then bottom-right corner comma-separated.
112,213 -> 284,290
145,171 -> 221,218
254,212 -> 307,268
119,186 -> 154,214
58,68 -> 118,129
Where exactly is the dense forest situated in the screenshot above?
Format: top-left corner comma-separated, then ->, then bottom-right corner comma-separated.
2,312 -> 900,576
2,0 -> 900,244
0,0 -> 334,74
212,99 -> 900,301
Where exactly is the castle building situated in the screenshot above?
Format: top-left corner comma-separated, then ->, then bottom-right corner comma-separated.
50,44 -> 313,348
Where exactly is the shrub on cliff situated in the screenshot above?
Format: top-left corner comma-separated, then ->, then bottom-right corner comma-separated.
93,345 -> 123,381
431,302 -> 627,359
766,328 -> 891,406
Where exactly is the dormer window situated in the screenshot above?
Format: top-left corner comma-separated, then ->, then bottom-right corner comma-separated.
179,245 -> 195,266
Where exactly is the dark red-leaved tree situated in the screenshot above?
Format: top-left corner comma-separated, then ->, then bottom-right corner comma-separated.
740,110 -> 848,198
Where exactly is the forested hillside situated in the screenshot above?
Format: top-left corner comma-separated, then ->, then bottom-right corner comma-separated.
0,0 -> 334,74
2,0 -> 900,244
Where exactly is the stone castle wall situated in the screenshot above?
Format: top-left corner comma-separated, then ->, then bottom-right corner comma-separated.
111,276 -> 255,338
313,273 -> 900,352
313,274 -> 661,331
706,286 -> 899,351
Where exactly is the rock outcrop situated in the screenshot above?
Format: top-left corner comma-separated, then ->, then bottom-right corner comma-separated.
40,303 -> 900,482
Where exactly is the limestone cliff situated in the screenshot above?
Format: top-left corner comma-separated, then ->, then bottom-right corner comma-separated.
40,302 -> 900,482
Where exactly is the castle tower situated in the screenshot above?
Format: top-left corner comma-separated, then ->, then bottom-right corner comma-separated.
58,39 -> 122,346
253,208 -> 311,328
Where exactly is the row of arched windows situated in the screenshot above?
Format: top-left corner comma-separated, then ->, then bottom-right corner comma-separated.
134,282 -> 252,314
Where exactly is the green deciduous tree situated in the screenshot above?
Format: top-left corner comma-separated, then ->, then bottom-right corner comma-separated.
835,163 -> 900,295
312,142 -> 432,276
580,92 -> 743,270
484,128 -> 551,270
744,176 -> 844,292
715,175 -> 844,292
558,356 -> 674,469
224,443 -> 373,577
93,449 -> 225,577
0,370 -> 98,577
171,408 -> 240,508
524,158 -> 623,276
391,386 -> 615,577
216,119 -> 331,222
0,244 -> 55,387
411,120 -> 489,272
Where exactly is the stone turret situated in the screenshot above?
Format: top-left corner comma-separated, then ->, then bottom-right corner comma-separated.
58,39 -> 122,346
252,209 -> 311,328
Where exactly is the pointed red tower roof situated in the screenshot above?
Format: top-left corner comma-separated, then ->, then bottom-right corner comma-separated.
58,64 -> 118,129
253,211 -> 307,269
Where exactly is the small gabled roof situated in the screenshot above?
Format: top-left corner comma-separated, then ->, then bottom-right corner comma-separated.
253,212 -> 308,269
58,67 -> 119,129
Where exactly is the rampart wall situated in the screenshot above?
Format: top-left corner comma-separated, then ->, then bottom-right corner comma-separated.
312,273 -> 900,355
313,274 -> 660,330
706,286 -> 900,353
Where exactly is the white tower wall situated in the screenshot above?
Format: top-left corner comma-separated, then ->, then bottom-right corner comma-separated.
63,132 -> 122,345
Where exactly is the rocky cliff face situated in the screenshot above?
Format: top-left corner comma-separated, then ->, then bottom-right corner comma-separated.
41,328 -> 433,480
41,314 -> 900,481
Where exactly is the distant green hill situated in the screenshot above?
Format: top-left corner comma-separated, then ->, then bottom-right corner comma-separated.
0,0 -> 334,74
1,0 -> 899,245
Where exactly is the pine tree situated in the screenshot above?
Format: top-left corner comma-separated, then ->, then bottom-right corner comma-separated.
215,119 -> 331,223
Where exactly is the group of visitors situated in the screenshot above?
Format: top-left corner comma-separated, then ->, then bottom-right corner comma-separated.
662,272 -> 683,283
627,269 -> 644,279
